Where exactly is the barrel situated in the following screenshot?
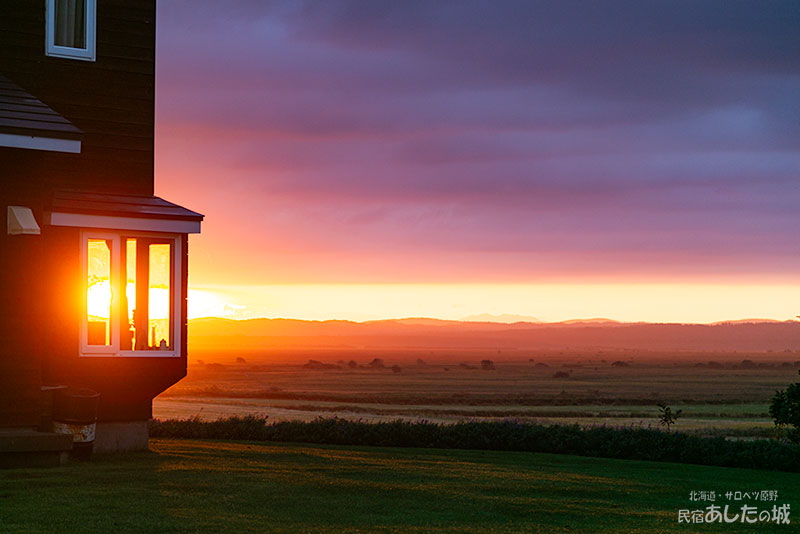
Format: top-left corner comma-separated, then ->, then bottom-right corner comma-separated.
52,387 -> 100,460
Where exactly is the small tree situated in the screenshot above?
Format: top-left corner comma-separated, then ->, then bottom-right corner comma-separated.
769,370 -> 800,444
657,403 -> 681,431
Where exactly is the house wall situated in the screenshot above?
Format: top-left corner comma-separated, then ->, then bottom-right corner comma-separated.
0,219 -> 186,426
0,198 -> 45,427
0,1 -> 189,427
0,0 -> 155,195
39,227 -> 187,422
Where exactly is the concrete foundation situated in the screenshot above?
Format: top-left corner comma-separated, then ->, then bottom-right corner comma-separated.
94,421 -> 149,452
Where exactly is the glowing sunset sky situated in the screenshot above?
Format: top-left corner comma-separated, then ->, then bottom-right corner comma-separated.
154,1 -> 800,322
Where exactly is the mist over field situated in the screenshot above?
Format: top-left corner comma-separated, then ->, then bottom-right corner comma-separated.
154,317 -> 800,436
188,317 -> 800,358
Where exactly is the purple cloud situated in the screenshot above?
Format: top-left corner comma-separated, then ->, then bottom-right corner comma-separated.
155,1 -> 800,284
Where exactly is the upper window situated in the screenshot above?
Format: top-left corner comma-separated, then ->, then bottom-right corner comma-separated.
46,0 -> 96,61
82,231 -> 181,357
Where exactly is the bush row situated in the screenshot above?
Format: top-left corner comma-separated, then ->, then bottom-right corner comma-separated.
148,416 -> 799,472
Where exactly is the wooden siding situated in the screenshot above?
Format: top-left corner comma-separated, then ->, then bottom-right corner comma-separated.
0,195 -> 45,427
0,0 -> 155,195
40,226 -> 187,422
0,1 -> 187,425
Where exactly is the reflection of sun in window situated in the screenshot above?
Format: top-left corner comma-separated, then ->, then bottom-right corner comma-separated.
148,243 -> 170,348
87,238 -> 111,345
82,233 -> 177,354
87,279 -> 111,319
126,238 -> 136,326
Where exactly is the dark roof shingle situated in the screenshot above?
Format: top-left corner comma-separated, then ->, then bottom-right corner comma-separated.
0,74 -> 83,141
50,190 -> 204,221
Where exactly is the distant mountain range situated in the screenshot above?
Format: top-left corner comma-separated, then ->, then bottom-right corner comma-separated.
460,313 -> 541,323
188,317 -> 800,352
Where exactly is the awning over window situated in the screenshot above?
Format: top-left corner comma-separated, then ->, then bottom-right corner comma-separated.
48,191 -> 204,234
0,74 -> 83,153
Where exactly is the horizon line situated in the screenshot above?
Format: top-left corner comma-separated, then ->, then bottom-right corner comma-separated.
187,315 -> 796,326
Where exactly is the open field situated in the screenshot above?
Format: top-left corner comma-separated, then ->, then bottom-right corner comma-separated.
155,350 -> 800,437
154,396 -> 778,434
1,439 -> 796,533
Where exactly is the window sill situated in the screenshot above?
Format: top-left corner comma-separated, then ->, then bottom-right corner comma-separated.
45,48 -> 96,62
79,351 -> 181,358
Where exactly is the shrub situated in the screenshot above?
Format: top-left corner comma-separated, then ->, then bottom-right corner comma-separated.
657,403 -> 682,431
302,360 -> 339,370
769,370 -> 800,444
149,416 -> 800,472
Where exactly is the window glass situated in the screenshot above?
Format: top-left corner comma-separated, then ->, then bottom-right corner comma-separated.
54,0 -> 87,49
82,234 -> 178,356
86,238 -> 112,346
120,238 -> 173,351
149,243 -> 172,350
124,238 -> 137,351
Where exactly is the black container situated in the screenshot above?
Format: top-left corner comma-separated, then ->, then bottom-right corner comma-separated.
52,387 -> 100,460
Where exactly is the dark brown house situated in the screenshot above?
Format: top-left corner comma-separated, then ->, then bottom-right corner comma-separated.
0,0 -> 202,460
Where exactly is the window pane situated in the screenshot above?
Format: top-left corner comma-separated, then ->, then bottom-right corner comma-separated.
87,238 -> 111,346
148,243 -> 171,350
54,0 -> 86,49
124,239 -> 137,351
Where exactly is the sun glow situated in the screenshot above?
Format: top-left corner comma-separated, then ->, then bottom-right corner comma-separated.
188,288 -> 242,319
187,283 -> 800,324
86,239 -> 112,345
85,236 -> 175,350
87,280 -> 112,319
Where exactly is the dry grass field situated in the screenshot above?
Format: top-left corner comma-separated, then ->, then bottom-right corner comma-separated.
155,349 -> 800,437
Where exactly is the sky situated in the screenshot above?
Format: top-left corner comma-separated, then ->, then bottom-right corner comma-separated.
154,1 -> 800,323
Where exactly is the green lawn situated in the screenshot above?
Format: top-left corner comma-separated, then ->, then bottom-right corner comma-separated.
1,439 -> 796,533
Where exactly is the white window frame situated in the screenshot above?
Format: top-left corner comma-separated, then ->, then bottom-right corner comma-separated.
45,0 -> 97,62
80,230 -> 182,358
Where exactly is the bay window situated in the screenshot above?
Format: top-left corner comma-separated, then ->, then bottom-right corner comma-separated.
82,231 -> 180,357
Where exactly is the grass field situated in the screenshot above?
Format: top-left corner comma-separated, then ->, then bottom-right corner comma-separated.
1,439 -> 795,533
155,354 -> 800,437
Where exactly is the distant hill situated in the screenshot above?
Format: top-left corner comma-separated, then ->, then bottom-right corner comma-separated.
188,317 -> 800,352
559,318 -> 621,325
460,313 -> 540,323
710,319 -> 783,325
